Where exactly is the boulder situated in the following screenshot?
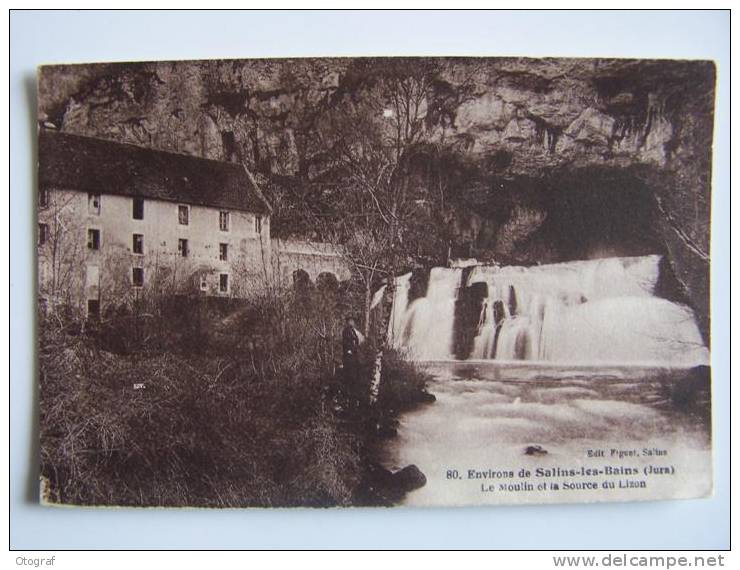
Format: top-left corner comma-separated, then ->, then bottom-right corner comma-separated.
524,444 -> 548,456
418,391 -> 437,404
392,464 -> 427,492
360,463 -> 427,505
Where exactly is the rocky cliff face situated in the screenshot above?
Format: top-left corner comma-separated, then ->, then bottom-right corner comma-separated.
38,57 -> 715,341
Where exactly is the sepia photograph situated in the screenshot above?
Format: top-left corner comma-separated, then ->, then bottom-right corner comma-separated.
36,55 -> 714,509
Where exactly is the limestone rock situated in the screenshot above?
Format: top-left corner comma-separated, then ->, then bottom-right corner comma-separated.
37,58 -> 715,338
502,117 -> 538,144
558,107 -> 615,151
455,92 -> 512,131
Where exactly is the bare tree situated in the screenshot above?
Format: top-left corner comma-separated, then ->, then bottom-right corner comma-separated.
308,60 -> 452,399
38,190 -> 86,312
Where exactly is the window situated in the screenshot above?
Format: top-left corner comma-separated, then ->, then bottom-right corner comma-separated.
88,193 -> 101,215
38,223 -> 48,246
199,275 -> 208,292
133,197 -> 144,220
87,229 -> 100,250
219,211 -> 230,232
254,215 -> 262,234
219,273 -> 229,293
132,234 -> 144,255
86,265 -> 99,291
87,300 -> 100,320
178,238 -> 189,257
132,267 -> 144,288
178,205 -> 190,225
39,187 -> 48,208
219,243 -> 228,261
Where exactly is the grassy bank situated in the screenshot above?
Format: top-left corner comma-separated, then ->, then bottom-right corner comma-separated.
39,282 -> 431,507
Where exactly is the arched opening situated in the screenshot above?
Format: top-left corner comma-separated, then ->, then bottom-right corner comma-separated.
316,271 -> 339,293
292,269 -> 313,293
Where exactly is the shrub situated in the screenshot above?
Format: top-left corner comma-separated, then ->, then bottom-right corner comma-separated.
39,285 -> 362,507
378,348 -> 434,414
39,281 -> 428,507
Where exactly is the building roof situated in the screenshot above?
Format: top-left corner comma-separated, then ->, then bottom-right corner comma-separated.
38,129 -> 272,214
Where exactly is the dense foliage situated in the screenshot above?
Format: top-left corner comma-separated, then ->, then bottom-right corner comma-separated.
39,281 -> 431,507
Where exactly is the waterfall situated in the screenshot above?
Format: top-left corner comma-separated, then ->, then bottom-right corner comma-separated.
391,255 -> 709,366
390,268 -> 462,360
386,273 -> 411,344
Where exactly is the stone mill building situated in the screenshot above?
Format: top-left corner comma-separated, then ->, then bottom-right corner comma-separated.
37,129 -> 349,317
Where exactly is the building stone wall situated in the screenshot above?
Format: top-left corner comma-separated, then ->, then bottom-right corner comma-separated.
272,239 -> 351,286
38,187 -> 271,315
37,188 -> 352,317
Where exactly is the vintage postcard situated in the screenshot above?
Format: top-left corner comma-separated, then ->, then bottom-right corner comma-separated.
37,57 -> 714,508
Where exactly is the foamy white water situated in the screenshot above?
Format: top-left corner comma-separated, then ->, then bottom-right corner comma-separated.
382,363 -> 712,506
391,269 -> 461,360
390,255 -> 708,366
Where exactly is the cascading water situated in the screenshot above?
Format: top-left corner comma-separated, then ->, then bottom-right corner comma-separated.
389,255 -> 709,366
390,268 -> 462,360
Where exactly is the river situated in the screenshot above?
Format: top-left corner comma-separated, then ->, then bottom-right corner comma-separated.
382,361 -> 712,506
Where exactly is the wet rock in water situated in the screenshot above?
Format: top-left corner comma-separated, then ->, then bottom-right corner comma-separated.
524,444 -> 548,456
408,268 -> 431,302
419,391 -> 437,403
493,300 -> 506,325
361,463 -> 427,505
508,285 -> 518,316
392,464 -> 427,492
